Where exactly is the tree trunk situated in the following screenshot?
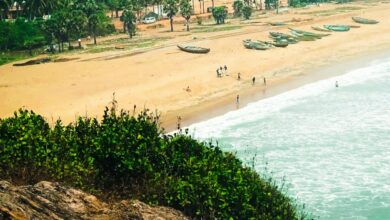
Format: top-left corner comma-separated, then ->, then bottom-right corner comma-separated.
192,0 -> 195,14
202,0 -> 205,14
212,0 -> 214,8
199,1 -> 201,14
116,10 -> 119,18
93,34 -> 97,45
170,17 -> 173,32
111,11 -> 114,18
186,19 -> 189,31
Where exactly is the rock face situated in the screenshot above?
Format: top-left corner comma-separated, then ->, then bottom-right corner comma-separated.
0,181 -> 189,220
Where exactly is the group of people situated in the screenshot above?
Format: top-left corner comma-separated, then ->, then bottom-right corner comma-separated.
216,65 -> 228,77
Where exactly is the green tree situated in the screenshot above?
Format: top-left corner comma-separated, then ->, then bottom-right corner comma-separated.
78,0 -> 101,45
122,9 -> 136,38
242,5 -> 252,19
163,0 -> 178,32
0,0 -> 10,20
212,6 -> 227,24
68,9 -> 88,47
179,0 -> 192,31
233,0 -> 243,17
106,0 -> 120,17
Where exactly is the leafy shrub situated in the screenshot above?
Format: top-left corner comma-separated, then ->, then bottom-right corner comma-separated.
196,16 -> 202,25
0,106 -> 307,219
0,18 -> 46,51
212,6 -> 228,25
233,0 -> 244,17
242,5 -> 252,20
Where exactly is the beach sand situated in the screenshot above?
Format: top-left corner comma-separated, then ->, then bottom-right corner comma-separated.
1,1 -> 390,131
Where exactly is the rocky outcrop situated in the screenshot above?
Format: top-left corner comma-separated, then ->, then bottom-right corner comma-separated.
0,181 -> 189,220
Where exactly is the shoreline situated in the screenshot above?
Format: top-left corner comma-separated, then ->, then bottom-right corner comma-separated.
1,1 -> 390,130
162,47 -> 390,132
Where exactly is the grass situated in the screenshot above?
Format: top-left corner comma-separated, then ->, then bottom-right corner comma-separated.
191,25 -> 242,33
299,6 -> 363,16
85,36 -> 172,54
0,51 -> 39,66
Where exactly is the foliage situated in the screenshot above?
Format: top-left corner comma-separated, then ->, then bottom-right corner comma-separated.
196,16 -> 202,25
242,5 -> 252,20
163,0 -> 179,32
122,9 -> 137,38
0,105 -> 308,219
179,0 -> 192,31
233,0 -> 244,17
0,18 -> 46,51
212,6 -> 228,25
288,0 -> 336,7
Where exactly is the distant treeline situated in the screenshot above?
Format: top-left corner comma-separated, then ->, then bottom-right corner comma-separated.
0,103 -> 311,219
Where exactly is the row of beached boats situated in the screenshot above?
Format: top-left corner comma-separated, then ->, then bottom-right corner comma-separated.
176,16 -> 379,54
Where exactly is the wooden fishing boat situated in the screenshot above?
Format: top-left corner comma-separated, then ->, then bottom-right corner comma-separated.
269,32 -> 299,44
289,28 -> 330,38
323,25 -> 350,32
272,41 -> 289,47
177,45 -> 210,54
243,40 -> 270,50
269,22 -> 286,26
311,26 -> 332,32
352,17 -> 379,24
269,32 -> 292,38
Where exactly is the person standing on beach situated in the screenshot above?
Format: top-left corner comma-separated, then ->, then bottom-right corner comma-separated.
224,65 -> 228,75
335,81 -> 339,88
216,69 -> 220,77
263,77 -> 266,86
220,66 -> 223,74
177,116 -> 182,130
238,73 -> 241,81
236,95 -> 240,106
252,76 -> 256,85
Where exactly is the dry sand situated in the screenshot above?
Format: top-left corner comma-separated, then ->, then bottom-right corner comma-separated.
1,1 -> 390,131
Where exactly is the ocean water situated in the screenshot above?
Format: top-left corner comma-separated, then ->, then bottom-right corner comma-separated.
188,57 -> 390,219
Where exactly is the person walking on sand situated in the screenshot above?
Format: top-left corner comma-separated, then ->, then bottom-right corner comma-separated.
335,81 -> 339,88
252,76 -> 256,85
224,65 -> 228,74
220,66 -> 223,74
177,116 -> 182,130
237,72 -> 241,81
216,69 -> 220,77
263,77 -> 266,86
236,95 -> 240,105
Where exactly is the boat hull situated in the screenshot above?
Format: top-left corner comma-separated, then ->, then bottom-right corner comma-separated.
177,45 -> 210,54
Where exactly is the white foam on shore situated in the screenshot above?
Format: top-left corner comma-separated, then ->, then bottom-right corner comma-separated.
188,57 -> 390,138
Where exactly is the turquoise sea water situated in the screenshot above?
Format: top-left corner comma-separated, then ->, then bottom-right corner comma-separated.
189,57 -> 390,219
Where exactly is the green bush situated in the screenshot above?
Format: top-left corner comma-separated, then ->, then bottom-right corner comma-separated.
0,18 -> 46,51
0,106 -> 307,219
212,6 -> 228,25
233,0 -> 244,17
242,5 -> 252,20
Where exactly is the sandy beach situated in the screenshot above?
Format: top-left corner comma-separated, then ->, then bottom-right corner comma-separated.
1,0 -> 390,131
